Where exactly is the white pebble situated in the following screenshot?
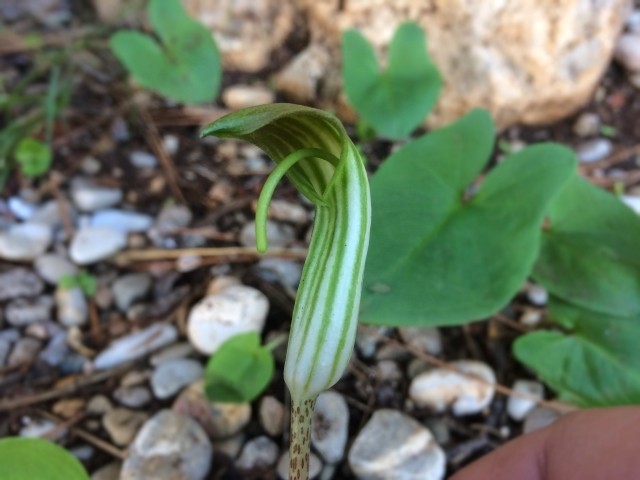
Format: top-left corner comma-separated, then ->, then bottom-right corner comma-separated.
507,380 -> 545,421
622,195 -> 640,214
150,358 -> 204,399
70,227 -> 127,264
0,223 -> 52,260
71,180 -> 122,212
91,209 -> 153,233
129,151 -> 157,169
614,33 -> 640,72
409,361 -> 496,416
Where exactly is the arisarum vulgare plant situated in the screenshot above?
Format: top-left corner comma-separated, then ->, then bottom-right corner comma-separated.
201,104 -> 371,480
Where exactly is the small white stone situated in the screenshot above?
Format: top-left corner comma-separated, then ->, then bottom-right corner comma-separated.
519,308 -> 543,326
114,386 -> 152,409
627,9 -> 640,33
71,180 -> 122,212
20,419 -> 60,439
150,358 -> 204,399
235,435 -> 279,470
122,410 -> 212,480
526,284 -> 549,306
572,112 -> 600,137
29,200 -> 71,229
129,151 -> 157,169
223,84 -> 275,110
0,268 -> 44,301
112,273 -> 152,311
409,361 -> 496,416
8,197 -> 37,220
70,227 -> 127,264
187,285 -> 269,355
91,209 -> 153,233
575,138 -> 613,164
34,254 -> 77,284
398,327 -> 442,355
348,409 -> 445,480
257,258 -> 302,292
94,324 -> 178,370
622,195 -> 640,214
277,452 -> 323,480
312,391 -> 349,464
507,380 -> 545,421
614,33 -> 640,72
55,286 -> 88,327
163,135 -> 179,156
259,396 -> 285,437
0,223 -> 52,260
8,337 -> 42,366
150,342 -> 195,367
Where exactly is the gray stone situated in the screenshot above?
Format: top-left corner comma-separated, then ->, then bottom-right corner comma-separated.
5,296 -> 54,326
398,327 -> 442,356
19,419 -> 61,439
259,395 -> 285,437
150,342 -> 195,367
256,258 -> 302,293
0,268 -> 44,301
239,220 -> 295,248
355,326 -> 391,359
129,151 -> 157,169
575,138 -> 613,164
94,324 -> 178,370
34,253 -> 77,284
615,33 -> 640,72
29,200 -> 70,229
155,204 -> 193,231
172,380 -> 251,439
70,227 -> 127,264
277,452 -> 322,480
0,223 -> 52,260
114,386 -> 152,408
263,199 -> 309,224
102,408 -> 148,446
348,410 -> 446,480
39,332 -> 69,366
71,180 -> 122,212
87,395 -> 113,415
409,361 -> 496,416
236,435 -> 279,470
524,406 -> 563,434
150,358 -> 204,399
112,273 -> 152,311
25,320 -> 63,340
507,380 -> 545,422
526,284 -> 549,306
8,337 -> 42,366
187,285 -> 269,354
162,135 -> 179,156
55,286 -> 88,327
213,434 -> 245,459
312,391 -> 349,464
91,209 -> 153,233
121,410 -> 212,480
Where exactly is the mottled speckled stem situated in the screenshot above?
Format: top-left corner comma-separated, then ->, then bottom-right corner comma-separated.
289,398 -> 316,480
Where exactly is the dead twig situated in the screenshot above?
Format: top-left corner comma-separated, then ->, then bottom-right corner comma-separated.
136,106 -> 187,203
36,409 -> 126,460
0,363 -> 133,412
113,246 -> 308,265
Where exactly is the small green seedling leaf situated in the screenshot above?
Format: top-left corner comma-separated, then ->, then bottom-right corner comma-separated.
204,332 -> 274,403
342,22 -> 441,139
533,175 -> 640,316
59,272 -> 97,297
110,0 -> 221,104
514,299 -> 640,406
0,437 -> 89,480
360,109 -> 576,326
15,137 -> 52,177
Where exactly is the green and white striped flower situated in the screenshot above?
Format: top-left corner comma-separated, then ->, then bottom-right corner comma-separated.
202,104 -> 371,480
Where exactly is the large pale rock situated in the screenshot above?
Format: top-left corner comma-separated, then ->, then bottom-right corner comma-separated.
276,0 -> 629,129
182,0 -> 297,72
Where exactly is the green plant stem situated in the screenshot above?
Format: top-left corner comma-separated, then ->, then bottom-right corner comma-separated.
289,397 -> 316,480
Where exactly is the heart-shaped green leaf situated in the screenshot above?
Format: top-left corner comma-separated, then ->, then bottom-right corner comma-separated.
533,175 -> 640,316
360,109 -> 576,326
0,437 -> 89,480
204,332 -> 274,403
110,0 -> 221,104
514,299 -> 640,406
342,22 -> 441,139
